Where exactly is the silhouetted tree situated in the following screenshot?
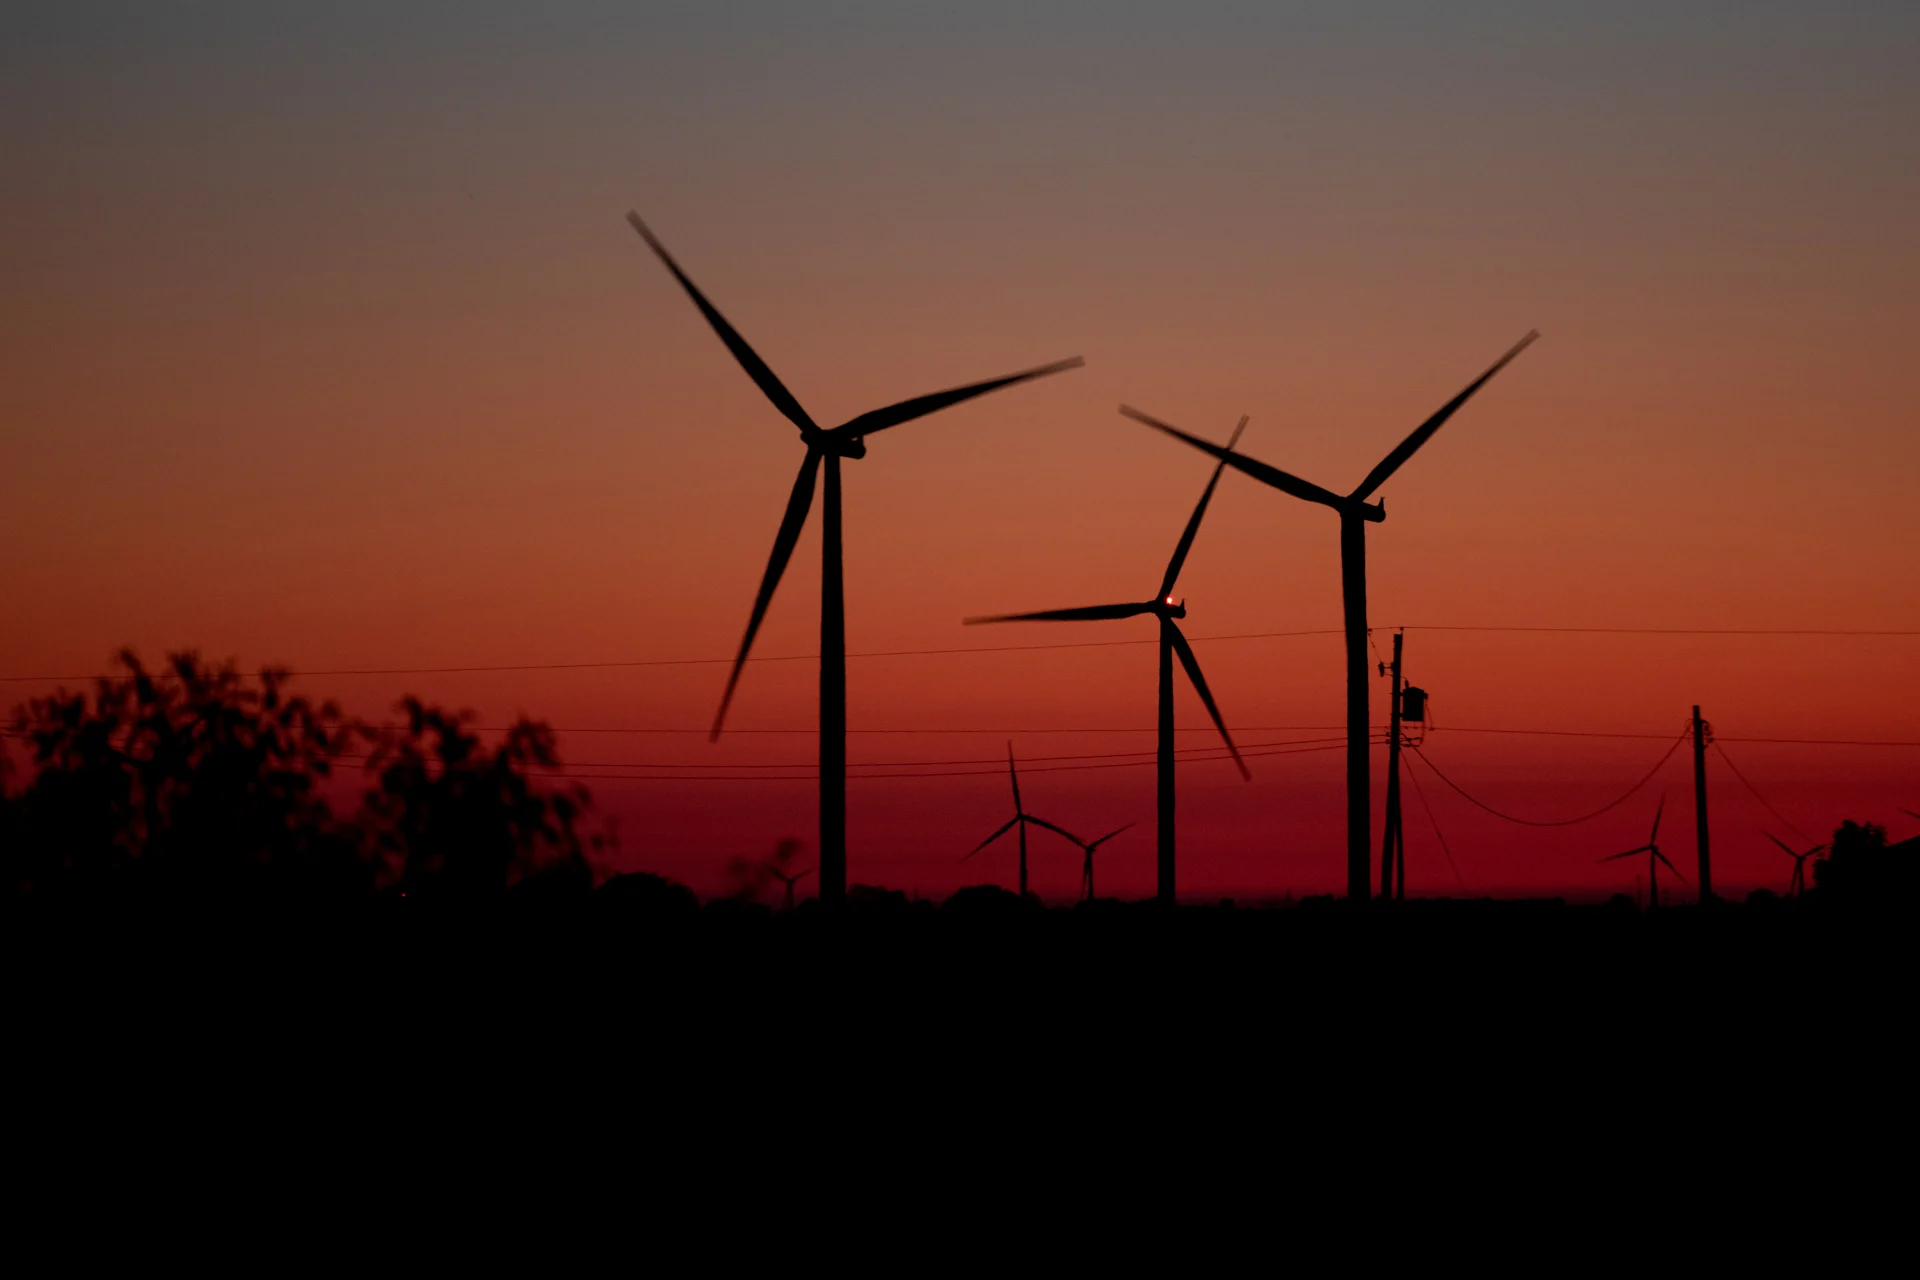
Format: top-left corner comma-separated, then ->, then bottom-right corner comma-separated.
4,651 -> 362,898
359,699 -> 598,900
1813,820 -> 1916,901
595,871 -> 699,919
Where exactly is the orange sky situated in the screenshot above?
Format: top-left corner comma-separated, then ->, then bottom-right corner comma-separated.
4,4 -> 1918,898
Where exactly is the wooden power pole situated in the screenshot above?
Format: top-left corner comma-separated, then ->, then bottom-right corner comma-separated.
1379,631 -> 1405,901
1692,705 -> 1711,904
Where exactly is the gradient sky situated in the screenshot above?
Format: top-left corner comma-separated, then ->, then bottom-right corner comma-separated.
5,2 -> 1918,899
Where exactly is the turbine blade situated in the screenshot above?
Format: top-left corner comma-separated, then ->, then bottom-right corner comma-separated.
1654,848 -> 1687,883
1159,415 -> 1250,600
712,450 -> 821,739
1024,815 -> 1084,848
796,868 -> 814,882
1902,808 -> 1920,822
1348,331 -> 1540,502
1124,406 -> 1345,511
1600,847 -> 1653,862
1168,622 -> 1250,780
1007,741 -> 1023,814
965,602 -> 1153,624
832,357 -> 1084,438
964,816 -> 1020,860
1088,823 -> 1135,850
626,212 -> 818,435
1765,832 -> 1798,857
1650,794 -> 1665,845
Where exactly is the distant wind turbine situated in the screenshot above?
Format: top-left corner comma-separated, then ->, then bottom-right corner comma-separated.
1124,332 -> 1538,900
1765,833 -> 1823,899
1601,797 -> 1686,908
966,417 -> 1253,903
769,865 -> 814,910
626,212 -> 1083,903
1075,824 -> 1135,903
962,744 -> 1081,899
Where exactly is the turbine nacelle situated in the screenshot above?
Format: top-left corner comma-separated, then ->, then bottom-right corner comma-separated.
1154,596 -> 1188,619
808,427 -> 868,460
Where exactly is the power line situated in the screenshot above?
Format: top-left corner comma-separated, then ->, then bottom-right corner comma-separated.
0,628 -> 1346,684
518,725 -> 1920,747
1713,735 -> 1920,748
1401,626 -> 1920,637
1401,754 -> 1467,892
1439,725 -> 1678,741
1710,740 -> 1818,845
7,623 -> 1920,684
1405,729 -> 1689,828
391,738 -> 1358,783
10,717 -> 1919,749
320,734 -> 1356,773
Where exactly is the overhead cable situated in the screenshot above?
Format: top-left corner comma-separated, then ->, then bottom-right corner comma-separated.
1405,729 -> 1689,828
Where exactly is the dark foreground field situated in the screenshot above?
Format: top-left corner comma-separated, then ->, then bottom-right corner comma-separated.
10,886 -> 1917,1232
11,890 -> 1909,1074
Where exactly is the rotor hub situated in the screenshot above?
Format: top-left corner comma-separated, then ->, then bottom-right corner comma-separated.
811,430 -> 867,460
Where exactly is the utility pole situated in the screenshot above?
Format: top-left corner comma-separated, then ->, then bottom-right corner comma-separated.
1379,631 -> 1405,902
1692,704 -> 1712,904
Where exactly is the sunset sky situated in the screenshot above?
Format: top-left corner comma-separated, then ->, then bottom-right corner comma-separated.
5,2 -> 1918,899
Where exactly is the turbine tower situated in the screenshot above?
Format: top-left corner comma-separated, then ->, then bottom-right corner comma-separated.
1125,332 -> 1537,900
627,212 -> 1083,903
1601,797 -> 1686,908
1075,824 -> 1134,903
961,744 -> 1081,899
966,418 -> 1252,904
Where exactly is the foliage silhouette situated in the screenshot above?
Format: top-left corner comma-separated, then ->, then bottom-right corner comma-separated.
3,651 -> 605,902
595,871 -> 699,919
360,698 -> 600,901
1813,820 -> 1917,900
4,651 -> 359,899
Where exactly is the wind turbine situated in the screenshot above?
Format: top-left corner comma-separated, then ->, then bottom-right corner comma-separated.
769,865 -> 814,910
1600,797 -> 1686,908
1765,833 -> 1823,898
1075,824 -> 1135,903
626,212 -> 1083,904
962,744 -> 1082,899
966,418 -> 1253,903
1124,332 -> 1538,900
